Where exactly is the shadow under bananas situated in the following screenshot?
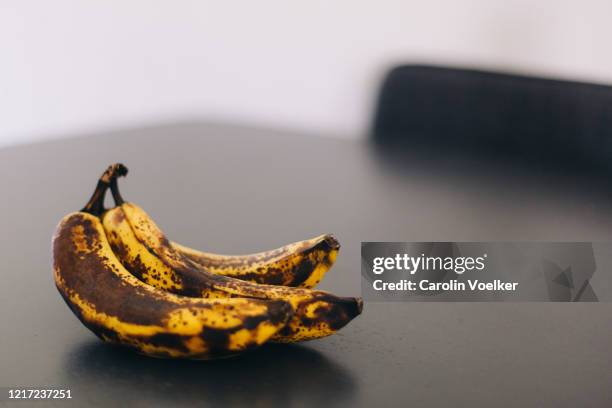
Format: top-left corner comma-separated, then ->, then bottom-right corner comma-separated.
64,340 -> 357,407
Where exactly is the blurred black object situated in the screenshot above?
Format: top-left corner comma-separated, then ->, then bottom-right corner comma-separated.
373,65 -> 612,172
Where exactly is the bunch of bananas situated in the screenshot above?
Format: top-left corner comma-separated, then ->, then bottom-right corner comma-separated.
52,164 -> 362,360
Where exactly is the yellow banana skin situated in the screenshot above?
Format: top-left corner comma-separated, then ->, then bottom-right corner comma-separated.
105,203 -> 363,343
53,212 -> 292,359
171,234 -> 339,288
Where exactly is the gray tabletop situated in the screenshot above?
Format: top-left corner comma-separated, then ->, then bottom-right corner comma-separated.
1,122 -> 611,407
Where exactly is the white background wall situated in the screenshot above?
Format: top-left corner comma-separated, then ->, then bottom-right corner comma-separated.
2,0 -> 611,147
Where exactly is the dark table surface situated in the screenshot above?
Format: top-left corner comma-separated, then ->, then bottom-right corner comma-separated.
1,122 -> 612,407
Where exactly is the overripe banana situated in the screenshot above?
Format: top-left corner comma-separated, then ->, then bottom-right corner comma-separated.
104,173 -> 363,343
53,168 -> 292,359
171,234 -> 339,288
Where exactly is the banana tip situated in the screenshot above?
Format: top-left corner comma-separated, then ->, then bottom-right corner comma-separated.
336,296 -> 363,318
355,297 -> 364,315
322,234 -> 341,251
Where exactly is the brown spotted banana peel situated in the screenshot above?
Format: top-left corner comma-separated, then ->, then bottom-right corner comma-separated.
53,166 -> 292,359
105,172 -> 363,343
171,233 -> 340,288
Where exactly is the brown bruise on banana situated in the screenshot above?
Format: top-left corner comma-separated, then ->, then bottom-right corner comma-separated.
171,234 -> 340,288
53,212 -> 291,359
119,203 -> 363,342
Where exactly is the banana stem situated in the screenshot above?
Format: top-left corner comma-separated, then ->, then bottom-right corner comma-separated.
81,179 -> 108,215
109,177 -> 125,206
81,163 -> 128,215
